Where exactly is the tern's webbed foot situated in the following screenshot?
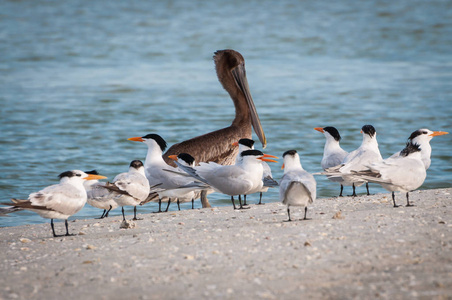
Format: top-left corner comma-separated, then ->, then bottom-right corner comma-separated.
133,217 -> 143,221
283,219 -> 292,222
406,204 -> 415,207
239,206 -> 251,210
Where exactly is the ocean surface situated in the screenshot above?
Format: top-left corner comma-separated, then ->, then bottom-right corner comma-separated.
1,0 -> 451,227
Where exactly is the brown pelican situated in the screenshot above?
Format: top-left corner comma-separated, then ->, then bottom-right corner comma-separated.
162,50 -> 266,207
163,49 -> 266,165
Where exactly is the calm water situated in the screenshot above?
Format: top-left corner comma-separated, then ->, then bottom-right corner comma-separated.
1,0 -> 451,227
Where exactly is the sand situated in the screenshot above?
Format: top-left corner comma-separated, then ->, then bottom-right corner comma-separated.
1,188 -> 452,299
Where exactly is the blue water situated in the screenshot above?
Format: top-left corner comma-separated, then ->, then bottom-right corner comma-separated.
1,0 -> 451,227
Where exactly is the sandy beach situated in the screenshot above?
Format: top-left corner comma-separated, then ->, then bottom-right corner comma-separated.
1,188 -> 451,299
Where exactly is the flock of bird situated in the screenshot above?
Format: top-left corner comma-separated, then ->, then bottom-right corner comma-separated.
1,49 -> 448,237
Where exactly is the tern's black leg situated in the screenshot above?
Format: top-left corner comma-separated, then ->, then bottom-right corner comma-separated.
406,192 -> 414,207
122,207 -> 126,221
339,185 -> 344,197
238,195 -> 250,209
283,207 -> 292,222
231,196 -> 236,210
366,183 -> 370,195
64,219 -> 74,236
133,206 -> 143,220
165,199 -> 171,212
96,210 -> 106,219
243,195 -> 248,206
257,192 -> 265,205
191,198 -> 194,209
302,207 -> 311,220
177,199 -> 181,211
154,199 -> 163,213
392,192 -> 400,208
349,183 -> 357,197
50,219 -> 58,237
105,205 -> 113,217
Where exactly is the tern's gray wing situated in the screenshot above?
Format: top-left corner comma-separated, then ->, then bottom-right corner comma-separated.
174,160 -> 210,185
263,176 -> 279,187
0,206 -> 22,215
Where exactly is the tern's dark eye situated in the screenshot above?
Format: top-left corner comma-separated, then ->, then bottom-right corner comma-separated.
422,131 -> 428,134
76,174 -> 81,177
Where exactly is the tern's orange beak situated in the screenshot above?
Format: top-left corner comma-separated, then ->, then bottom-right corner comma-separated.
281,163 -> 285,170
128,137 -> 144,142
168,155 -> 178,161
263,154 -> 278,159
232,141 -> 239,147
258,156 -> 278,163
85,174 -> 107,181
314,127 -> 324,133
430,131 -> 449,137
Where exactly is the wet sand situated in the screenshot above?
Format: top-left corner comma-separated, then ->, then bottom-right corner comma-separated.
1,188 -> 451,299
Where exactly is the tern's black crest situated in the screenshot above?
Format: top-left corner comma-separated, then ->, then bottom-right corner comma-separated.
58,171 -> 76,179
362,125 -> 376,138
241,149 -> 263,157
283,150 -> 298,157
238,138 -> 255,148
400,142 -> 422,157
408,129 -> 428,141
178,153 -> 195,165
130,160 -> 144,169
142,134 -> 167,152
84,170 -> 99,175
324,127 -> 341,142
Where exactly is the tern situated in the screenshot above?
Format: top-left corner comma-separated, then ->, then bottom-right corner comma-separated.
178,149 -> 277,209
2,170 -> 106,237
314,126 -> 348,196
167,153 -> 218,209
101,160 -> 151,221
390,128 -> 448,169
350,142 -> 426,207
84,170 -> 118,219
280,150 -> 317,222
324,125 -> 383,196
232,138 -> 278,205
128,134 -> 197,212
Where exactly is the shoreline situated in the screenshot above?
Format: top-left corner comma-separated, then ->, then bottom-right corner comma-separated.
1,188 -> 451,299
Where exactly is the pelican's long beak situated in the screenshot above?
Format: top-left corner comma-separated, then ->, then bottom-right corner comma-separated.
430,131 -> 449,137
232,62 -> 267,149
168,155 -> 178,161
85,174 -> 107,181
314,127 -> 324,133
128,137 -> 144,142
